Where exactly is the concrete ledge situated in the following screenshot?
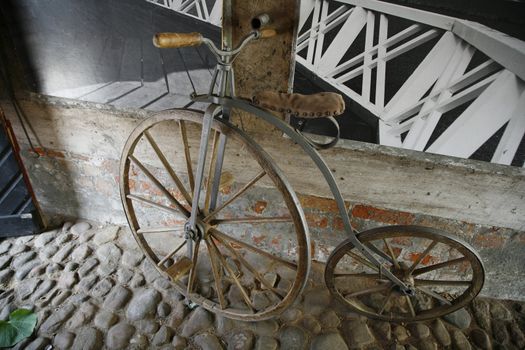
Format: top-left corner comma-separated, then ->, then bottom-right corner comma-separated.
2,94 -> 524,300
6,93 -> 524,230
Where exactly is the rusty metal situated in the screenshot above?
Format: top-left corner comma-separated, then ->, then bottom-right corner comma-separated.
119,110 -> 309,321
324,225 -> 485,322
119,3 -> 485,322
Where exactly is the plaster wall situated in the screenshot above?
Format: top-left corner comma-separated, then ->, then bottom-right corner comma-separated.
1,94 -> 524,300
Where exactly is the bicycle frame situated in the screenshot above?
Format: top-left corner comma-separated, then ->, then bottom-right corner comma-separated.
184,32 -> 416,296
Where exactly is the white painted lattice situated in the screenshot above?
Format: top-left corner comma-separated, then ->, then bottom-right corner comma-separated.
147,0 -> 223,26
146,0 -> 525,166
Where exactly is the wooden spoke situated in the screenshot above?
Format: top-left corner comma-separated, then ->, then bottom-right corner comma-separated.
414,279 -> 471,287
120,112 -> 310,321
325,226 -> 484,322
143,130 -> 193,205
416,286 -> 452,305
157,240 -> 187,267
211,228 -> 297,270
204,239 -> 227,309
405,295 -> 416,317
127,194 -> 186,218
383,238 -> 400,269
365,242 -> 394,265
407,240 -> 438,274
208,238 -> 255,312
128,155 -> 190,217
204,131 -> 220,213
344,283 -> 391,298
412,257 -> 468,276
212,232 -> 285,299
187,239 -> 201,294
378,286 -> 395,315
204,170 -> 266,222
137,226 -> 184,234
211,216 -> 292,225
179,120 -> 195,193
345,251 -> 380,272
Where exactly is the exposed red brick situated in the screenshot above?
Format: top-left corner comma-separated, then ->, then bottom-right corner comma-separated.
252,235 -> 266,245
298,194 -> 342,213
473,233 -> 505,249
253,201 -> 268,214
305,213 -> 329,229
351,204 -> 415,225
390,236 -> 413,246
128,179 -> 136,191
30,147 -> 65,158
140,181 -> 152,191
161,218 -> 186,227
138,181 -> 162,197
168,188 -> 185,203
406,252 -> 436,266
333,217 -> 344,231
388,246 -> 402,260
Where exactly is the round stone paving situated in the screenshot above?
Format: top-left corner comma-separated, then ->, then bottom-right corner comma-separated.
0,221 -> 524,349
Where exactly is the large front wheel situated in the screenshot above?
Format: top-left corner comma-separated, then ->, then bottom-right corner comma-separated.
120,109 -> 310,321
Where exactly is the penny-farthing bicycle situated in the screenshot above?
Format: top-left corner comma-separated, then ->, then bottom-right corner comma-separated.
119,24 -> 484,322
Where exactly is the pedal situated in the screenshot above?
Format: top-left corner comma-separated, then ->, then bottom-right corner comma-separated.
165,256 -> 193,281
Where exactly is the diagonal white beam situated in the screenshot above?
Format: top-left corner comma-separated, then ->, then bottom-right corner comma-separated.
388,71 -> 502,135
491,91 -> 525,165
208,0 -> 222,25
334,29 -> 439,84
300,0 -> 317,30
306,0 -> 323,64
385,60 -> 501,124
375,14 -> 388,109
403,41 -> 475,150
314,0 -> 329,68
362,10 -> 375,102
427,70 -> 525,158
382,32 -> 457,121
317,6 -> 367,75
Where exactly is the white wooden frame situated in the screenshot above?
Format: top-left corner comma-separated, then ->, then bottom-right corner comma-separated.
147,0 -> 525,166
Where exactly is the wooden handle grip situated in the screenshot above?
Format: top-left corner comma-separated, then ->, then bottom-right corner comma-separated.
260,28 -> 277,39
153,32 -> 203,48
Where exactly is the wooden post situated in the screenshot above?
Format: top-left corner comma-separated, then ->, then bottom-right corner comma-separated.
222,0 -> 300,134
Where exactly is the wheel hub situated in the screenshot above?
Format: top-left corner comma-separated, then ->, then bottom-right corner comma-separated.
184,220 -> 210,241
391,262 -> 416,296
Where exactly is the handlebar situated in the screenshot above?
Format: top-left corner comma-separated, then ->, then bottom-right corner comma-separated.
152,28 -> 277,56
153,32 -> 203,49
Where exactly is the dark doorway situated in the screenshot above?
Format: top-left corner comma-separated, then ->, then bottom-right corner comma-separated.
0,109 -> 44,237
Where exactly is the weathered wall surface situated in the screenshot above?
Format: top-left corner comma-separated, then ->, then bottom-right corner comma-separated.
2,94 -> 524,300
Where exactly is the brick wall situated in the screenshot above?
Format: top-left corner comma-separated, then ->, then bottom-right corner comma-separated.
2,94 -> 524,300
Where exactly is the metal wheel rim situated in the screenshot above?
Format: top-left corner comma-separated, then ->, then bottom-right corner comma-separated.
324,225 -> 485,322
119,109 -> 310,321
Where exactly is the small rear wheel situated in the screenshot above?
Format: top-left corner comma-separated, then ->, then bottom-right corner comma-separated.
324,225 -> 484,322
120,109 -> 310,321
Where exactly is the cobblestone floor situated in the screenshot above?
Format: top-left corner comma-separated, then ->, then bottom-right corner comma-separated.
0,221 -> 524,350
